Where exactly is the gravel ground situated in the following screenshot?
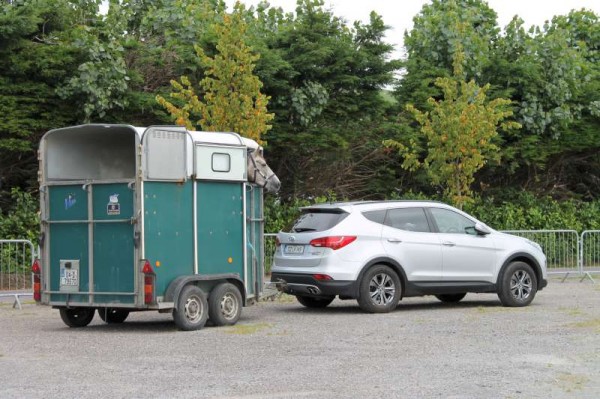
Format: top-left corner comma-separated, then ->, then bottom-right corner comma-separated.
1,278 -> 599,399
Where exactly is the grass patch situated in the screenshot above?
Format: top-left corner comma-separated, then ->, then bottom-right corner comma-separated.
568,318 -> 600,332
554,372 -> 589,392
223,322 -> 272,335
474,306 -> 517,314
558,306 -> 585,317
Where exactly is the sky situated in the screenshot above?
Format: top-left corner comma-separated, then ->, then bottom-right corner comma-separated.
226,0 -> 600,58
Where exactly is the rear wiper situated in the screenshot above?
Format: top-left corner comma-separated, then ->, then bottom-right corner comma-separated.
293,228 -> 316,232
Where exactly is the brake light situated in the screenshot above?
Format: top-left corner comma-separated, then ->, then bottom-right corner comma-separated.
32,259 -> 41,302
313,274 -> 333,281
142,260 -> 155,305
275,237 -> 281,247
309,236 -> 357,250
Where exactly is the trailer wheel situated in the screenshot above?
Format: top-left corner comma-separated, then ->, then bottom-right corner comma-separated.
209,283 -> 242,326
173,285 -> 209,331
97,308 -> 130,324
59,308 -> 95,328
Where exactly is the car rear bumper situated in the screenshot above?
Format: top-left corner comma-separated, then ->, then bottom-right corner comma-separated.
271,272 -> 357,298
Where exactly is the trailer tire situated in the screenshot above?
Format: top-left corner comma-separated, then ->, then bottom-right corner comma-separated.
97,308 -> 130,324
209,283 -> 242,326
59,308 -> 95,328
173,285 -> 209,331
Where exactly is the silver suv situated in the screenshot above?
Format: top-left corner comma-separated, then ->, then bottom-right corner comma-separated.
271,201 -> 547,313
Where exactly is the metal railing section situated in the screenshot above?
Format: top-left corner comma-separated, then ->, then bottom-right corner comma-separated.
0,239 -> 35,308
501,230 -> 580,278
581,230 -> 600,283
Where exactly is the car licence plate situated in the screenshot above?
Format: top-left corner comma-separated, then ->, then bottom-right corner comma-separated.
284,244 -> 304,255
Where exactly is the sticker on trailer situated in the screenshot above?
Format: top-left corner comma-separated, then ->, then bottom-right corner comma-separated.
64,193 -> 76,210
107,193 -> 121,215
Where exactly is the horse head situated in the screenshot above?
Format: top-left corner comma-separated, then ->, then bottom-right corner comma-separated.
246,144 -> 281,193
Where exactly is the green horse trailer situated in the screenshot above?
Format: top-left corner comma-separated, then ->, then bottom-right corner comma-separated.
34,124 -> 280,330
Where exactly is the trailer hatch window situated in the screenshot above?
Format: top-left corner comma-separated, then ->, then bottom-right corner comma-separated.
44,126 -> 137,181
212,153 -> 231,172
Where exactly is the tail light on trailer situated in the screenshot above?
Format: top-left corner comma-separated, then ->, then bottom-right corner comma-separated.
309,236 -> 357,250
142,260 -> 155,305
32,259 -> 41,302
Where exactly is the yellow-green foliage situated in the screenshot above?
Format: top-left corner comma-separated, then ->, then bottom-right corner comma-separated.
157,4 -> 273,144
385,36 -> 520,209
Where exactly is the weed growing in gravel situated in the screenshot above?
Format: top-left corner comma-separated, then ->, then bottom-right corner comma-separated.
223,323 -> 273,335
558,306 -> 586,317
554,372 -> 589,392
568,318 -> 600,333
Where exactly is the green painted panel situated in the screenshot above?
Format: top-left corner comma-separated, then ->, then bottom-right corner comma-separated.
144,181 -> 194,296
49,223 -> 89,303
197,182 -> 244,278
48,185 -> 87,221
93,223 -> 135,304
93,183 -> 134,220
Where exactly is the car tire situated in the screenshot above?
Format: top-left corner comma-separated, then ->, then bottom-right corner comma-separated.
435,293 -> 466,303
59,308 -> 95,328
357,265 -> 401,313
498,261 -> 538,307
97,308 -> 130,324
173,285 -> 209,331
208,283 -> 243,326
296,295 -> 335,308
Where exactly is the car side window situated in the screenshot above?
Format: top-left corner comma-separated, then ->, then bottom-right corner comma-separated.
429,208 -> 475,234
362,210 -> 387,225
384,208 -> 431,232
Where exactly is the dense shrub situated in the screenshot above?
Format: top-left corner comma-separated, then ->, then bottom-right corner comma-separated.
0,188 -> 39,243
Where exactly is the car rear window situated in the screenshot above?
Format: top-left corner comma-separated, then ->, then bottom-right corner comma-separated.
286,210 -> 349,233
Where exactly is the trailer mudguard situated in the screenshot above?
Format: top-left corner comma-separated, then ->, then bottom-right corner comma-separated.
164,274 -> 246,309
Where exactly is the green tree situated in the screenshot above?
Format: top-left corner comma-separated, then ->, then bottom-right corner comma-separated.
386,46 -> 520,208
157,4 -> 273,144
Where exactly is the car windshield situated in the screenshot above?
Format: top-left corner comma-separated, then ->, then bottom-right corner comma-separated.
286,210 -> 348,233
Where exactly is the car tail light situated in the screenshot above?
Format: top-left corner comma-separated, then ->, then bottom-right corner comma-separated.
313,274 -> 333,281
309,236 -> 357,250
32,259 -> 41,302
275,237 -> 281,247
142,260 -> 155,305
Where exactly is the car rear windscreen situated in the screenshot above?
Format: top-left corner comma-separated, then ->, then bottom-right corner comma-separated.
287,210 -> 348,233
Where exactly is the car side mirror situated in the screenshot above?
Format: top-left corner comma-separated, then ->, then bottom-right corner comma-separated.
474,222 -> 491,236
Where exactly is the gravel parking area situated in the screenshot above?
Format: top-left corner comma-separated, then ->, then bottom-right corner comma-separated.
1,278 -> 599,398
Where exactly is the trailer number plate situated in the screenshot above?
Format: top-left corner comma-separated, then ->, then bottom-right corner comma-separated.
284,245 -> 304,255
60,269 -> 79,286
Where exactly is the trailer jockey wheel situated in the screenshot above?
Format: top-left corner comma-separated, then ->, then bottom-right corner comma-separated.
173,285 -> 209,331
209,283 -> 242,326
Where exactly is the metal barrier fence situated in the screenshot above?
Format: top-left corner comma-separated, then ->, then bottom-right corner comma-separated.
501,230 -> 580,277
1,230 -> 596,305
0,239 -> 35,308
265,233 -> 277,273
581,230 -> 600,278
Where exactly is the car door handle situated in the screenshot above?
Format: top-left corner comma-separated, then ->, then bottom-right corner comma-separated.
387,238 -> 402,243
442,241 -> 456,247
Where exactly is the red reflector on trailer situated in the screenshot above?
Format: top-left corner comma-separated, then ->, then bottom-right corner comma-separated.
142,260 -> 153,274
142,260 -> 155,305
32,259 -> 41,302
32,259 -> 41,274
309,236 -> 357,250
